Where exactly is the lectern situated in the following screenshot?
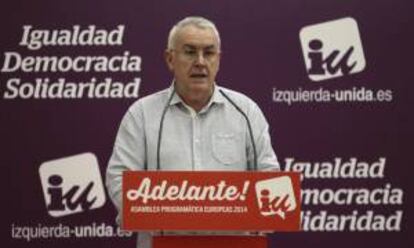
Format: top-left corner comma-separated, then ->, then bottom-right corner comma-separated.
122,171 -> 301,248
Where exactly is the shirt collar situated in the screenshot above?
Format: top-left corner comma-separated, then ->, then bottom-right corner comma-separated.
167,82 -> 226,108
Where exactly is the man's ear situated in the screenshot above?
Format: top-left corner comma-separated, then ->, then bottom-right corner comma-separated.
164,49 -> 174,72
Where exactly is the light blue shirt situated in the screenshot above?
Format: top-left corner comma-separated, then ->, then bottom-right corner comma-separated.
106,84 -> 279,248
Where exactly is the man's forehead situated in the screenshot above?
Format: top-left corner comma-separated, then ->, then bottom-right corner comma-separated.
176,25 -> 219,48
183,44 -> 217,50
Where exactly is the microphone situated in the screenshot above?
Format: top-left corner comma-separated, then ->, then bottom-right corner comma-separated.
156,87 -> 176,170
218,89 -> 257,171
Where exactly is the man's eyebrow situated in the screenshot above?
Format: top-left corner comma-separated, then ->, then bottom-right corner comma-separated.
204,45 -> 217,50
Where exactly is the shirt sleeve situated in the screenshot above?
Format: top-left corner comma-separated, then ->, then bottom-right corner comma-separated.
247,102 -> 280,171
106,104 -> 147,224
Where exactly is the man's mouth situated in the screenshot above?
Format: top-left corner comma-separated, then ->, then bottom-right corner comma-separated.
190,73 -> 208,78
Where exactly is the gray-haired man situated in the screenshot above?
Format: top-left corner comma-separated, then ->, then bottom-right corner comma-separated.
106,16 -> 279,248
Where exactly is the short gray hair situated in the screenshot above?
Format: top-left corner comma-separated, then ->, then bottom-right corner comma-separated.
167,16 -> 221,50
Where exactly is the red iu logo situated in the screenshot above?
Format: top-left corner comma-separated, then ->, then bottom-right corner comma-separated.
259,189 -> 291,216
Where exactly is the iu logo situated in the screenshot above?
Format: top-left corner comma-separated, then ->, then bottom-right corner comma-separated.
255,176 -> 297,219
39,153 -> 106,217
299,17 -> 366,81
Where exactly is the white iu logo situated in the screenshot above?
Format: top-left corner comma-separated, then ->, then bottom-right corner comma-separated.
299,17 -> 366,82
255,176 -> 297,219
39,153 -> 106,217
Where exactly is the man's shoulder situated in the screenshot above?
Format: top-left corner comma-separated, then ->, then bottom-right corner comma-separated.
127,87 -> 170,113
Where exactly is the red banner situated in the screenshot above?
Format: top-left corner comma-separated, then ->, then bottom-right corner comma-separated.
122,171 -> 301,231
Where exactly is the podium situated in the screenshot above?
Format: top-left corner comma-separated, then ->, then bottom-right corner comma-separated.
153,235 -> 267,248
122,171 -> 301,248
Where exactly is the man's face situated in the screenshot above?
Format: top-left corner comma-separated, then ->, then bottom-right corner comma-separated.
165,25 -> 221,98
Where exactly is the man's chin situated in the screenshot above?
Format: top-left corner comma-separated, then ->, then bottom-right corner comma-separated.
190,77 -> 210,84
188,78 -> 213,89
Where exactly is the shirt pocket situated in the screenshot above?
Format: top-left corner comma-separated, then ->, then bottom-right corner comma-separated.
212,133 -> 243,165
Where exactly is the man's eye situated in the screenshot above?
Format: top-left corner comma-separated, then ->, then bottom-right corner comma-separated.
184,50 -> 197,55
204,51 -> 216,57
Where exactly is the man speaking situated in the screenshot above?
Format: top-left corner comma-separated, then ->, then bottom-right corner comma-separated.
106,16 -> 279,248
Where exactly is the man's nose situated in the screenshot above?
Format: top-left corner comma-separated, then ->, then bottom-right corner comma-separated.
194,51 -> 207,65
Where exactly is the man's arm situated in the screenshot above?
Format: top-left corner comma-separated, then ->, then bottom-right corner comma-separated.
247,102 -> 280,171
106,104 -> 146,224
